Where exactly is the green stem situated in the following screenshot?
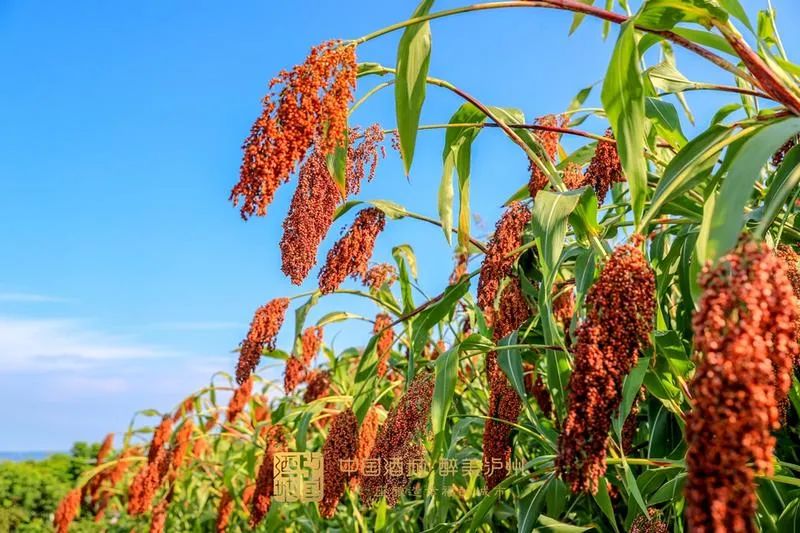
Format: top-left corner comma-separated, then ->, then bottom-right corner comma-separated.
353,1 -> 754,84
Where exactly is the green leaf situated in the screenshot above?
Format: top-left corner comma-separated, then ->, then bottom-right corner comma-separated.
758,144 -> 800,236
326,133 -> 349,196
671,27 -> 736,55
644,123 -> 733,225
645,97 -> 687,148
351,336 -> 380,423
568,0 -> 596,35
602,21 -> 647,224
497,333 -> 527,402
622,458 -> 648,514
411,278 -> 470,357
593,479 -> 619,532
568,83 -> 595,113
705,117 -> 800,261
431,344 -> 459,460
392,244 -> 418,278
518,479 -> 549,533
649,472 -> 686,505
368,199 -> 408,219
537,514 -> 592,532
636,0 -> 727,30
777,498 -> 800,532
395,0 -> 434,174
316,311 -> 362,327
439,103 -> 488,248
613,355 -> 649,438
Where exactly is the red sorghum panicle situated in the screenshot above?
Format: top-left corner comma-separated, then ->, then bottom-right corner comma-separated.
170,420 -> 193,472
54,488 -> 81,533
227,377 -> 253,423
128,448 -> 169,515
279,148 -> 340,284
345,124 -> 385,196
476,203 -> 531,325
773,136 -> 797,167
320,409 -> 359,518
192,438 -> 208,459
556,239 -> 655,494
216,491 -> 233,533
150,499 -> 168,533
361,371 -> 435,507
362,263 -> 397,290
250,426 -> 287,527
553,283 -> 575,328
562,162 -> 587,190
527,115 -> 566,199
300,326 -> 323,365
149,417 -> 172,464
318,208 -> 386,294
97,433 -> 113,464
284,356 -> 306,393
491,279 -> 530,341
778,244 -> 800,345
303,370 -> 331,403
686,240 -> 798,532
172,396 -> 195,421
230,41 -> 356,219
483,350 -> 522,489
525,369 -> 552,419
630,509 -> 668,533
374,313 -> 394,377
236,298 -> 290,384
450,252 -> 469,285
353,407 -> 379,487
278,125 -> 384,285
585,128 -> 624,202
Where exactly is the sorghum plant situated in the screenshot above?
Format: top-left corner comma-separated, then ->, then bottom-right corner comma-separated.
57,1 -> 800,531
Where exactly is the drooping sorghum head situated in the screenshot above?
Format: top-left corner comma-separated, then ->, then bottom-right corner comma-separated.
585,129 -> 624,203
527,114 -> 567,199
450,252 -> 469,285
300,326 -> 323,365
345,124 -> 385,196
230,41 -> 357,219
128,448 -> 170,515
686,239 -> 798,532
216,491 -> 233,533
491,279 -> 531,341
320,409 -> 359,518
562,162 -> 587,191
250,426 -> 287,527
483,350 -> 523,489
236,298 -> 290,385
284,356 -> 306,394
278,125 -> 385,286
373,313 -> 394,377
170,420 -> 194,473
777,244 -> 800,346
773,136 -> 798,167
476,203 -> 531,326
525,367 -> 552,419
303,369 -> 332,403
361,371 -> 435,507
96,433 -> 114,465
172,396 -> 195,421
54,488 -> 81,533
227,376 -> 253,423
362,263 -> 397,291
556,239 -> 655,494
352,406 -> 379,487
148,417 -> 172,464
630,509 -> 668,533
318,208 -> 385,294
150,499 -> 168,533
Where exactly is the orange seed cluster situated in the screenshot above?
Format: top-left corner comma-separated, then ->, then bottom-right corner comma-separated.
236,297 -> 291,384
686,240 -> 798,532
556,240 -> 655,494
318,208 -> 386,294
320,409 -> 359,518
230,41 -> 356,219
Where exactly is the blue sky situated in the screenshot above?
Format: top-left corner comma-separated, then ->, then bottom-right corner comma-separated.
1,1 -> 798,451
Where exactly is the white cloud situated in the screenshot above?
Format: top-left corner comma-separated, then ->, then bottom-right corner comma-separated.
0,316 -> 165,371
